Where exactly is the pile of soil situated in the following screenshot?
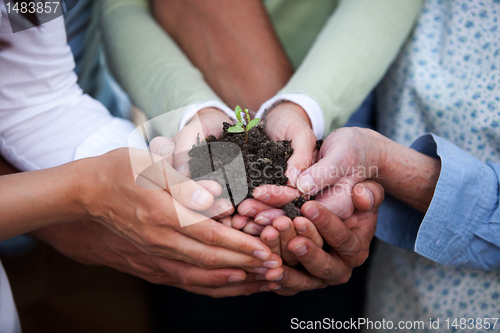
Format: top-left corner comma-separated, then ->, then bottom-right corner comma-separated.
188,122 -> 320,219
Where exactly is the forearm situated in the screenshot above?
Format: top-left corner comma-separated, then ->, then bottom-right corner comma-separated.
0,160 -> 87,240
153,0 -> 293,111
281,0 -> 423,134
101,0 -> 222,138
371,131 -> 441,213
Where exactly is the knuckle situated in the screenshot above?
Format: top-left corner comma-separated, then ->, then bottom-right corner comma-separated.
299,278 -> 313,291
317,264 -> 334,279
332,230 -> 351,249
178,271 -> 194,288
200,228 -> 221,246
197,250 -> 219,269
336,271 -> 352,285
355,249 -> 370,267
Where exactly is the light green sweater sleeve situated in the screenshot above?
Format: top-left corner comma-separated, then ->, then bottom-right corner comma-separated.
100,0 -> 222,137
279,0 -> 423,136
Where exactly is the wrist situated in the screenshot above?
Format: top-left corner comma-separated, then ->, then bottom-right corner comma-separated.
75,156 -> 105,220
266,102 -> 312,128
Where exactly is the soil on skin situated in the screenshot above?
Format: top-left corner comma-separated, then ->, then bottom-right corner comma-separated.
188,122 -> 321,219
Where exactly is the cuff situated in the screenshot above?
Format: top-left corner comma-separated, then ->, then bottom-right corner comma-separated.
74,118 -> 148,160
255,93 -> 325,140
178,101 -> 236,130
412,134 -> 499,265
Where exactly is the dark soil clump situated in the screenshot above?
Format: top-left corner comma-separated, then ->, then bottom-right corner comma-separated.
188,122 -> 316,220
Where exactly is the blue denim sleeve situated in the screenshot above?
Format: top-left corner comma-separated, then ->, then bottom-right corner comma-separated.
411,134 -> 500,270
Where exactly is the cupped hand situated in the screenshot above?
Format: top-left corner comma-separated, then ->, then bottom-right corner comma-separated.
31,221 -> 267,298
172,107 -> 233,177
79,147 -> 275,271
262,181 -> 385,295
296,127 -> 383,220
264,102 -> 317,187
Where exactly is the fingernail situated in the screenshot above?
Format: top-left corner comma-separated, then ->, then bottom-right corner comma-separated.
254,267 -> 268,274
242,208 -> 255,216
297,174 -> 317,194
303,205 -> 320,220
256,275 -> 266,281
295,223 -> 307,233
365,188 -> 374,207
192,189 -> 212,207
259,285 -> 271,292
178,164 -> 190,176
228,275 -> 245,283
263,260 -> 280,269
216,201 -> 233,216
253,190 -> 270,202
272,274 -> 283,282
292,244 -> 307,256
159,143 -> 175,158
286,167 -> 301,187
254,216 -> 271,225
272,285 -> 282,290
205,186 -> 220,197
253,250 -> 270,261
278,223 -> 290,233
265,233 -> 278,242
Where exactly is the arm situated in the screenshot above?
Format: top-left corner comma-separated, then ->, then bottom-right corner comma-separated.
152,0 -> 293,112
298,127 -> 500,270
276,0 -> 424,137
101,0 -> 236,138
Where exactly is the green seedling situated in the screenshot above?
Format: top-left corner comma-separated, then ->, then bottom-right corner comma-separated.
228,105 -> 260,142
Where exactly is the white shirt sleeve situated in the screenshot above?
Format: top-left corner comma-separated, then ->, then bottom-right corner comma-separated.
178,100 -> 237,130
0,4 -> 143,171
255,93 -> 325,140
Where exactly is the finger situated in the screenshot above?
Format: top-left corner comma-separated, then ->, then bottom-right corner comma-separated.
292,217 -> 323,248
313,183 -> 355,220
237,198 -> 275,217
149,137 -> 176,166
219,216 -> 232,227
272,216 -> 299,266
352,180 -> 385,212
186,281 -> 267,298
174,205 -> 273,261
252,185 -> 300,207
151,229 -> 267,269
287,236 -> 349,284
139,159 -> 216,211
172,116 -> 208,176
173,109 -> 228,175
159,258 -> 249,287
265,265 -> 326,296
284,129 -> 317,187
230,214 -> 250,230
197,180 -> 223,198
202,198 -> 234,220
254,209 -> 285,226
260,226 -> 280,255
301,201 -> 357,253
241,221 -> 265,236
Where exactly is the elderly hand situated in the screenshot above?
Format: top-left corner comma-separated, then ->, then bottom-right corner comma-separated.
262,181 -> 385,295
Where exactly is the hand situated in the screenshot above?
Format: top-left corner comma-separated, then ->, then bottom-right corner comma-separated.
236,185 -> 323,266
264,102 -> 317,186
31,221 -> 267,298
79,147 -> 275,270
296,127 -> 440,215
172,107 -> 233,177
263,181 -> 385,295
